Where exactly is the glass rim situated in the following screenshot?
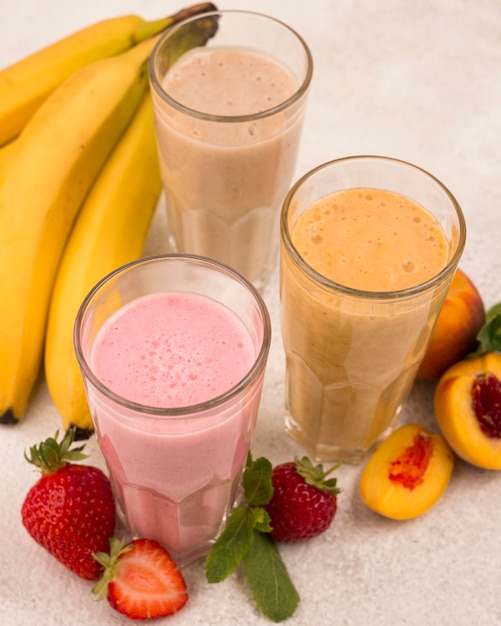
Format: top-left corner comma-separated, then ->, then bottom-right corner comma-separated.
73,253 -> 272,418
280,154 -> 467,300
148,9 -> 313,123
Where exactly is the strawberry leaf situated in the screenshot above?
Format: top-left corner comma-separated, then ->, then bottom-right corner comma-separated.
243,530 -> 300,623
243,453 -> 274,506
24,428 -> 87,474
205,506 -> 254,583
294,456 -> 342,495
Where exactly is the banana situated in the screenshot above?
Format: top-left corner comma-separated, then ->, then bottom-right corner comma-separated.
0,139 -> 18,183
45,93 -> 161,438
0,36 -> 159,424
0,3 -> 217,146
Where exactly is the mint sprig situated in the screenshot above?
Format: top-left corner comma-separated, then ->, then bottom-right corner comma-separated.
243,530 -> 300,623
243,454 -> 274,505
205,506 -> 254,582
471,302 -> 501,357
205,453 -> 300,622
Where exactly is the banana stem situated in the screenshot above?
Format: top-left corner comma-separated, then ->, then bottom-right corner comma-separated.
133,2 -> 219,43
151,14 -> 220,74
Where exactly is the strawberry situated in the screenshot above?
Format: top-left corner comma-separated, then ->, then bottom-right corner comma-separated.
93,537 -> 189,620
264,456 -> 341,542
21,429 -> 116,580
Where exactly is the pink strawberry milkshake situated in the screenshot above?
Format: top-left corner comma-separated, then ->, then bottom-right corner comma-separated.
75,256 -> 271,567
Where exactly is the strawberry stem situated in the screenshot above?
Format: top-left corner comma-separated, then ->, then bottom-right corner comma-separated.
24,427 -> 87,474
294,456 -> 342,496
92,537 -> 133,601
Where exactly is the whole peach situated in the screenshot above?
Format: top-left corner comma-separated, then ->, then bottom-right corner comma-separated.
434,353 -> 501,470
416,268 -> 485,380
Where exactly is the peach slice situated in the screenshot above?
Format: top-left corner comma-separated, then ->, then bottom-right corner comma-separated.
434,353 -> 501,469
416,268 -> 485,380
359,423 -> 454,520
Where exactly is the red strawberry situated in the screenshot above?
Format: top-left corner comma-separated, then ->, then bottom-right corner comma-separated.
264,456 -> 341,542
93,538 -> 188,619
21,429 -> 116,580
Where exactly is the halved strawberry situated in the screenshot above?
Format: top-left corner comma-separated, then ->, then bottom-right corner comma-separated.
93,538 -> 188,620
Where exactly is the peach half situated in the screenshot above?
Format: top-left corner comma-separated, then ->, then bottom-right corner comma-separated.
360,423 -> 454,520
434,353 -> 501,469
416,268 -> 485,380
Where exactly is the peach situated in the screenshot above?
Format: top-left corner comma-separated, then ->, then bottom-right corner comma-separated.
434,353 -> 501,469
359,423 -> 454,520
416,268 -> 485,380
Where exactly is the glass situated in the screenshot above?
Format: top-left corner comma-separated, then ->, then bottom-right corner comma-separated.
74,254 -> 271,567
280,156 -> 466,464
148,10 -> 313,290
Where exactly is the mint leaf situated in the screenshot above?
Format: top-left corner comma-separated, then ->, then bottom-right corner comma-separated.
205,451 -> 301,622
486,303 -> 501,321
243,454 -> 274,506
243,530 -> 300,622
205,506 -> 254,583
251,506 -> 272,533
471,304 -> 501,356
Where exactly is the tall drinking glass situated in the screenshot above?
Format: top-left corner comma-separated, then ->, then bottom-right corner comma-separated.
280,156 -> 466,464
148,10 -> 313,290
74,254 -> 271,567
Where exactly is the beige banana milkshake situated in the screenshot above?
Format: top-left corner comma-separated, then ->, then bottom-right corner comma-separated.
149,11 -> 312,288
280,157 -> 466,463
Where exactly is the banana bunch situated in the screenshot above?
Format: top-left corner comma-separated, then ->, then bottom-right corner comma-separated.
0,3 -> 216,146
0,139 -> 18,183
0,4 -> 218,434
45,93 -> 162,438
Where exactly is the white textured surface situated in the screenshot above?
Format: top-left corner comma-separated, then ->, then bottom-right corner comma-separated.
2,1 -> 501,625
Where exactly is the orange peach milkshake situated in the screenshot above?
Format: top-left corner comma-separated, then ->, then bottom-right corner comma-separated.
280,156 -> 466,463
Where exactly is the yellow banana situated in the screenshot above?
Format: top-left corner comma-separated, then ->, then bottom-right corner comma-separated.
0,36 -> 159,424
45,93 -> 161,438
0,139 -> 18,183
0,2 -> 217,146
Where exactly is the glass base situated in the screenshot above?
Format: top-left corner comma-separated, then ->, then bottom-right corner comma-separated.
284,410 -> 401,465
164,208 -> 277,293
112,474 -> 244,569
